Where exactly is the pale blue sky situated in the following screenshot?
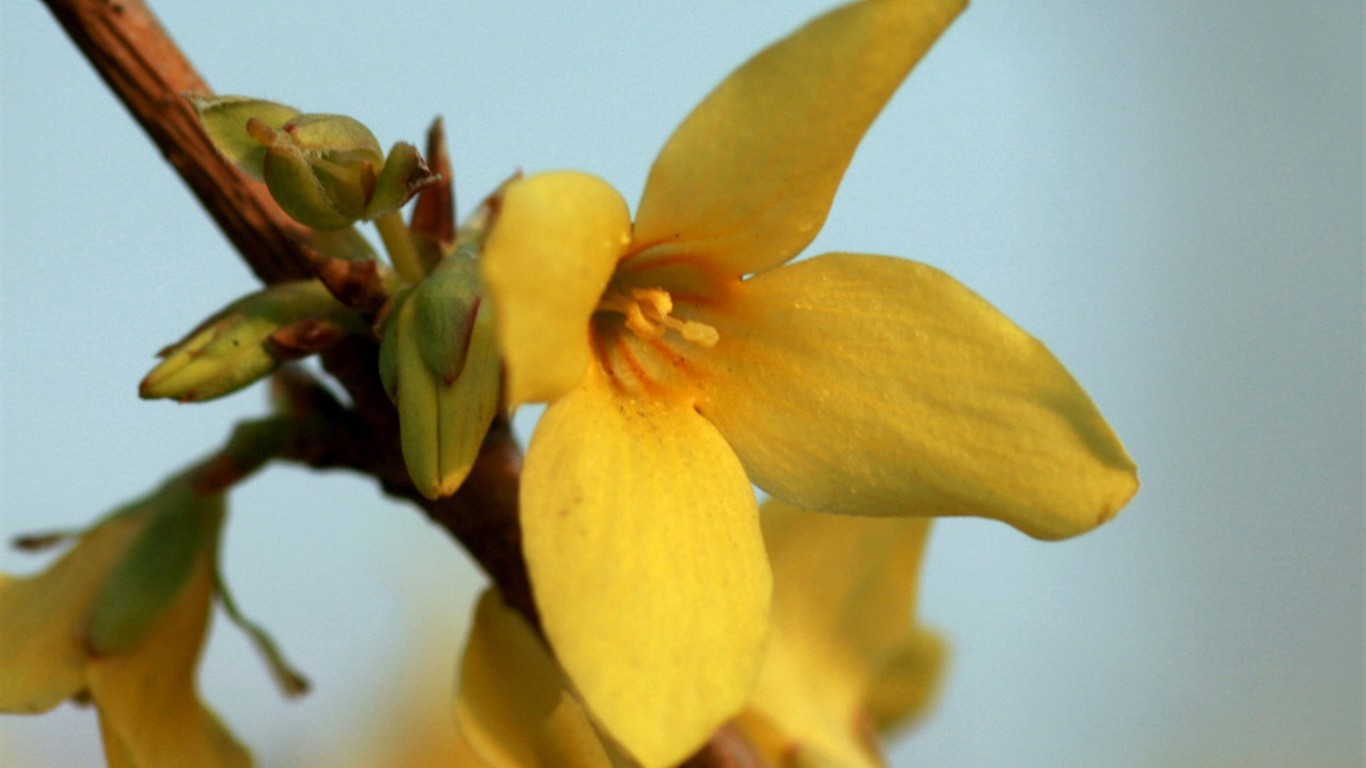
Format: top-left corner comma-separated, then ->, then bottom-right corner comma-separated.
2,1 -> 1362,766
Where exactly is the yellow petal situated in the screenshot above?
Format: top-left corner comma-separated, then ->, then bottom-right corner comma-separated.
630,0 -> 966,277
864,628 -> 948,734
521,370 -> 771,767
88,556 -> 252,768
451,728 -> 491,768
363,724 -> 486,768
760,499 -> 932,669
313,613 -> 489,768
480,172 -> 631,407
455,589 -> 620,768
698,254 -> 1139,540
0,511 -> 148,713
737,499 -> 938,767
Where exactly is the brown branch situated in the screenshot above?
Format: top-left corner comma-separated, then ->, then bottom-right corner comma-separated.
39,0 -> 760,763
40,0 -> 311,284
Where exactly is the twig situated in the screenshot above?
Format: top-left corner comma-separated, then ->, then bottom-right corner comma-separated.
39,0 -> 311,285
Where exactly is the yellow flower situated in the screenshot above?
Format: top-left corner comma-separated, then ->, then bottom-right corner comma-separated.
478,0 -> 1137,763
305,616 -> 489,768
0,484 -> 250,768
455,591 -> 628,768
452,499 -> 947,768
734,499 -> 945,768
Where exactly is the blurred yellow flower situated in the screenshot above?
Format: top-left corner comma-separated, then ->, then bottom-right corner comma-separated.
478,0 -> 1137,764
455,591 -> 629,768
0,482 -> 249,768
452,498 -> 947,767
735,499 -> 945,768
304,615 -> 487,768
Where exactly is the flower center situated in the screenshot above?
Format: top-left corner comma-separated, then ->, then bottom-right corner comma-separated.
597,287 -> 718,348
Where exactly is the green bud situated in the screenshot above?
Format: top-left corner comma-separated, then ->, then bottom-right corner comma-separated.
86,477 -> 223,656
141,280 -> 353,403
250,113 -> 379,230
378,256 -> 501,499
189,94 -> 301,179
193,96 -> 436,231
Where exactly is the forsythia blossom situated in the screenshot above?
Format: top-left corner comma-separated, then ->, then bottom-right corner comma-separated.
0,478 -> 250,767
451,499 -> 946,768
477,0 -> 1138,763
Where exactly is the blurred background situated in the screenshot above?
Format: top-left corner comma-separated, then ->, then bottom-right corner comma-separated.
2,1 -> 1361,766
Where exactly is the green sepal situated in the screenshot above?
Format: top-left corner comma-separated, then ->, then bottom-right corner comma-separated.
365,142 -> 439,220
189,95 -> 301,179
283,113 -> 382,161
141,280 -> 354,402
412,255 -> 482,384
262,144 -> 357,230
86,479 -> 223,656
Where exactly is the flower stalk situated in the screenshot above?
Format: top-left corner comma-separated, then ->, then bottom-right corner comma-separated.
374,209 -> 426,284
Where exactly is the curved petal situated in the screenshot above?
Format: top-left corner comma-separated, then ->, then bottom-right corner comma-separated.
737,499 -> 940,767
629,0 -> 966,277
455,589 -> 622,768
697,254 -> 1139,540
0,511 -> 148,713
864,629 -> 948,734
521,370 -> 771,768
480,172 -> 632,407
759,499 -> 932,665
88,557 -> 252,768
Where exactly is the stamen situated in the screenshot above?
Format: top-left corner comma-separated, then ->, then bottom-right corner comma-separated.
659,313 -> 719,347
600,287 -> 719,348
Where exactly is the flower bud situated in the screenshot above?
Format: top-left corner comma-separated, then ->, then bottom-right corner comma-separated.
192,96 -> 437,230
141,280 -> 353,403
378,255 -> 501,499
252,114 -> 384,230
